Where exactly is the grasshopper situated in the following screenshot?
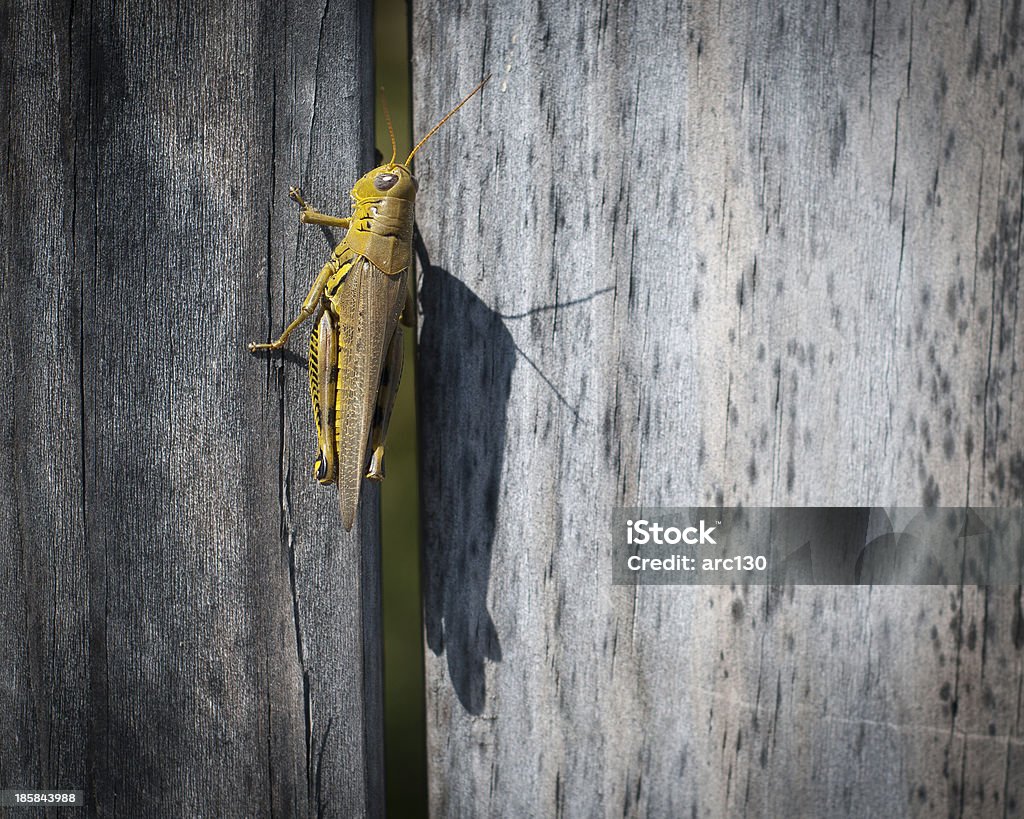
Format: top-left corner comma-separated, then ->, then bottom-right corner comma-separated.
250,77 -> 490,530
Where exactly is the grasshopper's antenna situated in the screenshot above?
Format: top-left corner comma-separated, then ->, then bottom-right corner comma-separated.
405,75 -> 491,166
381,87 -> 397,167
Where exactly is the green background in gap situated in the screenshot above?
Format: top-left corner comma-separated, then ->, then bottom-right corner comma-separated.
375,0 -> 429,814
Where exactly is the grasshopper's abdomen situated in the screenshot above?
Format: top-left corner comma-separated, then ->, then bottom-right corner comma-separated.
305,191 -> 412,529
318,253 -> 406,530
335,260 -> 406,529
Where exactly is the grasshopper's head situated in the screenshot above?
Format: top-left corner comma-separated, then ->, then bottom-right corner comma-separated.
351,163 -> 418,203
351,75 -> 491,206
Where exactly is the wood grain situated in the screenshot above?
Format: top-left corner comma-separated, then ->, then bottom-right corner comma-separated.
413,1 -> 1024,816
1,0 -> 383,815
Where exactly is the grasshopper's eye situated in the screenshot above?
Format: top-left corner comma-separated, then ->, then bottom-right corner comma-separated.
374,172 -> 399,191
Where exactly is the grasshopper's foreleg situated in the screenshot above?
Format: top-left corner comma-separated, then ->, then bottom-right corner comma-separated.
290,186 -> 351,230
366,324 -> 405,481
248,256 -> 338,352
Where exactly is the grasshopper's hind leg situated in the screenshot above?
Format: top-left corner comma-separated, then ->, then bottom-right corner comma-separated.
309,308 -> 340,484
248,202 -> 354,355
366,325 -> 405,481
249,257 -> 337,352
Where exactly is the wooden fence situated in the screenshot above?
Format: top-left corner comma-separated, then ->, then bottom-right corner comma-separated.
413,1 -> 1024,816
2,0 -> 382,815
3,0 -> 1023,816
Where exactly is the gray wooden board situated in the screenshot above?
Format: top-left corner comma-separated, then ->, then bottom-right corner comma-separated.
412,1 -> 1023,816
1,0 -> 382,815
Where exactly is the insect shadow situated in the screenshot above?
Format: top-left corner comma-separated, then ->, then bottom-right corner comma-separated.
415,229 -> 509,715
416,230 -> 614,713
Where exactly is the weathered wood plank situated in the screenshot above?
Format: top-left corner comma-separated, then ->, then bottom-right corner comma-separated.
1,0 -> 381,815
413,1 -> 1023,816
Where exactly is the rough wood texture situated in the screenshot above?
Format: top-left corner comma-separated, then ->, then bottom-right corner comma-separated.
1,0 -> 383,815
414,1 -> 1023,816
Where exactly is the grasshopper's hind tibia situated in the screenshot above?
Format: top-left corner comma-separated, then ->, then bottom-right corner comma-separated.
248,190 -> 352,354
367,325 -> 405,481
309,308 -> 339,484
249,257 -> 337,352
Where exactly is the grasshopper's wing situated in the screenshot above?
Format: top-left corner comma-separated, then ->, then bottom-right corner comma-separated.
331,257 -> 407,530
